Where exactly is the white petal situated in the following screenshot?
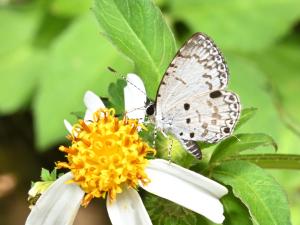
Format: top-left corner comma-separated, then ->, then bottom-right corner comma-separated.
83,109 -> 94,122
26,172 -> 84,225
140,159 -> 228,224
64,119 -> 73,134
83,91 -> 105,122
124,73 -> 147,122
84,90 -> 105,110
63,119 -> 80,137
107,188 -> 152,225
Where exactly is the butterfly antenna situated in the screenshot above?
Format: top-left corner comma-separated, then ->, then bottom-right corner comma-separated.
107,67 -> 150,101
126,106 -> 146,114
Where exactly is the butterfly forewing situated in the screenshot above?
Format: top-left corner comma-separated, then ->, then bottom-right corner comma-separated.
155,33 -> 241,145
156,33 -> 228,115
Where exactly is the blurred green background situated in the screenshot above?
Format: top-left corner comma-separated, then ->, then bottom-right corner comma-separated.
0,0 -> 300,224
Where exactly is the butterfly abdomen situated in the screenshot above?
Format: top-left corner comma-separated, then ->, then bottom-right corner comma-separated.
179,139 -> 202,159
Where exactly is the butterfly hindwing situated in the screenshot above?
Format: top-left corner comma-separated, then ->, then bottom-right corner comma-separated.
169,90 -> 240,143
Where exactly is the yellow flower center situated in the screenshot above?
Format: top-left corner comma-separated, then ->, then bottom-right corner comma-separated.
56,108 -> 155,207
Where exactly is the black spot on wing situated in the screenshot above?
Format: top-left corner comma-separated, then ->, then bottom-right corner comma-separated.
209,90 -> 222,98
223,127 -> 230,133
184,103 -> 190,110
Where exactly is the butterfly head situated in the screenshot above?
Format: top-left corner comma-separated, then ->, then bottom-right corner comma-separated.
146,102 -> 155,116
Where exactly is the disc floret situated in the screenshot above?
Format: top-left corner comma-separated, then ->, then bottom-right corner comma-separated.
57,108 -> 155,206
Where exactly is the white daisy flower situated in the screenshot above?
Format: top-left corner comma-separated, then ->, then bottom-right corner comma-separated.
25,74 -> 228,225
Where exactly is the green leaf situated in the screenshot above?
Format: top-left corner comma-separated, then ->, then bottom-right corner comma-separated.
108,79 -> 126,114
32,13 -> 71,48
70,111 -> 85,120
144,192 -> 214,225
235,107 -> 257,130
0,7 -> 41,55
213,161 -> 292,225
236,37 -> 300,225
170,0 -> 300,52
210,133 -> 277,164
40,168 -> 58,181
0,46 -> 46,114
50,169 -> 58,180
222,191 -> 252,225
93,0 -> 177,98
250,37 -> 300,126
224,52 -> 299,157
50,0 -> 92,17
40,168 -> 50,181
34,14 -> 131,150
226,154 -> 300,170
0,7 -> 45,114
153,133 -> 200,168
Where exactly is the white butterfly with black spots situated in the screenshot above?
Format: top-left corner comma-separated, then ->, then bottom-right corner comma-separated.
146,33 -> 241,159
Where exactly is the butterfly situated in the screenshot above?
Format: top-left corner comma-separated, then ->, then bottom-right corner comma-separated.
145,32 -> 241,159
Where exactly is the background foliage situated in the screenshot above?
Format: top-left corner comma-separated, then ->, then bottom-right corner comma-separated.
0,0 -> 300,224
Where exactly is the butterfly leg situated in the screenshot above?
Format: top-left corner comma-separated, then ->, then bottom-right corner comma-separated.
157,129 -> 174,162
160,130 -> 168,138
167,136 -> 174,163
152,125 -> 157,148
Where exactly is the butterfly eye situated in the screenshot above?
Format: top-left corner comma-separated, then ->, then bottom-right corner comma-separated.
146,104 -> 155,116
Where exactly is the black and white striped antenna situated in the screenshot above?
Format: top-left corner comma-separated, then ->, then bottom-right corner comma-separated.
107,67 -> 149,98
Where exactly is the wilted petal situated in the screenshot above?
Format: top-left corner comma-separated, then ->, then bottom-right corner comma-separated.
140,159 -> 228,224
26,172 -> 84,225
124,73 -> 147,122
107,187 -> 152,225
84,91 -> 105,121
